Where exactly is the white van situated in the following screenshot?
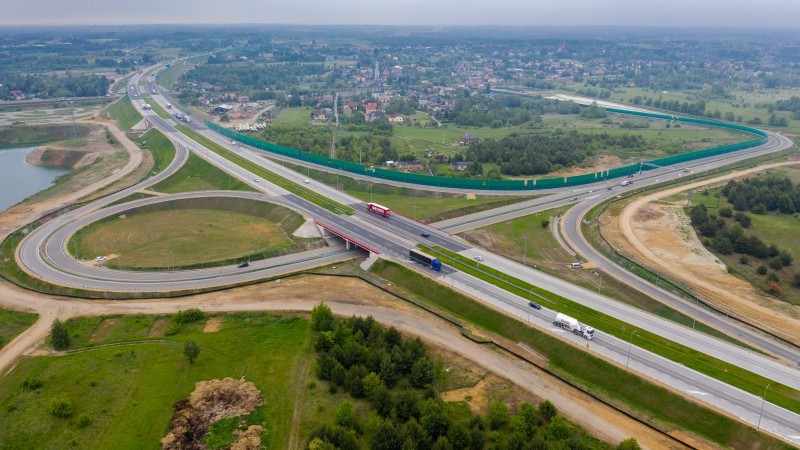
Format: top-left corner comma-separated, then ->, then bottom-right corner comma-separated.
570,262 -> 583,269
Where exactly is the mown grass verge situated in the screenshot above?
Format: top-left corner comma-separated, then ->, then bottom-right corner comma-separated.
420,244 -> 800,415
175,125 -> 353,215
108,95 -> 142,130
131,128 -> 175,178
0,308 -> 38,350
370,259 -> 793,449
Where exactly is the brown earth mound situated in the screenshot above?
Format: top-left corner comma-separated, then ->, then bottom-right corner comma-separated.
162,377 -> 263,450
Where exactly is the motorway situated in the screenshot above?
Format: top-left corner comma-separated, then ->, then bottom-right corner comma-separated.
11,66 -> 800,444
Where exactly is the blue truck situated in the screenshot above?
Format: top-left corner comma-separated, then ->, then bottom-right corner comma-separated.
409,249 -> 442,271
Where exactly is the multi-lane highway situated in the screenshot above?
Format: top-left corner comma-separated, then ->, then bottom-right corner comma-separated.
12,66 -> 800,444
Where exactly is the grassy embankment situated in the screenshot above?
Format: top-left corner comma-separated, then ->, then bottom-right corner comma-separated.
0,312 -> 310,449
175,124 -> 354,215
145,95 -> 172,120
0,308 -> 38,350
0,124 -> 92,149
370,260 -> 793,449
107,95 -> 142,130
280,160 -> 532,222
68,197 -> 305,270
419,244 -> 800,415
151,153 -> 253,193
459,207 -> 742,342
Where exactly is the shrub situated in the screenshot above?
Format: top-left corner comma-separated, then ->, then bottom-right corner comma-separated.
757,265 -> 768,275
768,280 -> 782,295
617,438 -> 642,450
49,397 -> 74,418
173,308 -> 204,324
334,401 -> 355,428
719,207 -> 733,218
183,339 -> 200,364
76,413 -> 92,428
767,272 -> 779,282
50,319 -> 70,350
793,273 -> 800,288
164,323 -> 179,336
540,219 -> 550,229
739,255 -> 750,265
769,257 -> 784,271
488,400 -> 509,430
21,377 -> 44,390
311,302 -> 334,332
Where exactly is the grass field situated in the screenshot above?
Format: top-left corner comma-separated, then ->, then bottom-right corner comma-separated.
420,245 -> 800,414
133,128 -> 175,177
0,312 -> 310,449
370,260 -> 792,449
151,152 -> 254,193
0,308 -> 38,350
69,209 -> 297,269
272,107 -> 313,125
175,124 -> 354,215
0,124 -> 93,150
108,96 -> 142,130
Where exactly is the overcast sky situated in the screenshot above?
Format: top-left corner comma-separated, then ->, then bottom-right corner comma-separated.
2,0 -> 799,28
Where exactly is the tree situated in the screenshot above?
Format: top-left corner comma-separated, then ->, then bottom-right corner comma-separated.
393,389 -> 420,421
49,396 -> 74,418
362,372 -> 385,400
312,302 -> 334,332
371,421 -> 405,450
410,357 -> 434,388
421,399 -> 451,438
617,438 -> 642,450
335,401 -> 355,428
548,416 -> 571,439
50,319 -> 70,350
183,340 -> 200,364
488,400 -> 509,430
538,400 -> 557,421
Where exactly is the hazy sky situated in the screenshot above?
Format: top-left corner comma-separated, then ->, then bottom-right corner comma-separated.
2,0 -> 799,28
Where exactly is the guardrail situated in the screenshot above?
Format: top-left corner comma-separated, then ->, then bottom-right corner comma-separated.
204,104 -> 769,191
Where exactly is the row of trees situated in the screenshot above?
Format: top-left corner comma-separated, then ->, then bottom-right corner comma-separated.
465,130 -> 644,176
307,303 -> 633,450
0,73 -> 111,100
182,61 -> 326,93
721,177 -> 800,215
440,95 -> 581,128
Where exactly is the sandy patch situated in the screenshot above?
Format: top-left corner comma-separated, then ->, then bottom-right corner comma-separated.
612,161 -> 800,345
441,379 -> 492,414
148,317 -> 171,337
202,317 -> 223,333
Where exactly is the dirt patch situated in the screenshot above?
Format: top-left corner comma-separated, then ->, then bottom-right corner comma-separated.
611,161 -> 800,345
441,379 -> 492,414
26,147 -> 92,168
202,317 -> 223,333
148,317 -> 171,337
162,377 -> 263,450
88,317 -> 118,342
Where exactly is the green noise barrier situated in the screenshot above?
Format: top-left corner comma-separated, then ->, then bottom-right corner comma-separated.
204,106 -> 768,191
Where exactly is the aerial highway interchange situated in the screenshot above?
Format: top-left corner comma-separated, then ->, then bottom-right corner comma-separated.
12,64 -> 800,445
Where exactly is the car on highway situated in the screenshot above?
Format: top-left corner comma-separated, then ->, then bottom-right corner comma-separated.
254,178 -> 259,182
420,232 -> 430,238
94,256 -> 106,262
528,301 -> 542,310
474,255 -> 483,262
304,178 -> 310,183
570,196 -> 578,201
237,261 -> 249,268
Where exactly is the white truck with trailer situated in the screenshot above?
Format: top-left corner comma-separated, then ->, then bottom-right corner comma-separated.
553,313 -> 595,340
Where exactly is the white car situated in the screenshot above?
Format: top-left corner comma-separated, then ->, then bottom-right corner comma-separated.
254,178 -> 260,182
95,256 -> 106,262
474,255 -> 483,262
304,179 -> 310,184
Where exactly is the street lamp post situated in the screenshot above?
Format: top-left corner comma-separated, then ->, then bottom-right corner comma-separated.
757,382 -> 772,431
626,330 -> 638,369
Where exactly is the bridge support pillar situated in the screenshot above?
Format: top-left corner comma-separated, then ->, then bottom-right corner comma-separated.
346,240 -> 351,250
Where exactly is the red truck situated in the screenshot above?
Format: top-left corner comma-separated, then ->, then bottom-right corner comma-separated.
367,202 -> 391,217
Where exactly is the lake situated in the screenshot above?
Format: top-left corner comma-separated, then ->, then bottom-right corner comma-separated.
0,147 -> 70,212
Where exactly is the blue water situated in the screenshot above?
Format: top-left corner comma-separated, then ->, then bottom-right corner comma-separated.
0,147 -> 70,212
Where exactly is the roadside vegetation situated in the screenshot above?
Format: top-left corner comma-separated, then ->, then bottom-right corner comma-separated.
369,260 -> 793,449
151,152 -> 253,193
107,95 -> 142,130
131,128 -> 175,177
0,308 -> 38,350
419,245 -> 800,415
0,124 -> 92,149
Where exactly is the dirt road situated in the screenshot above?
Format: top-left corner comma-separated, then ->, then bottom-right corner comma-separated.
615,161 -> 800,345
0,277 -> 688,449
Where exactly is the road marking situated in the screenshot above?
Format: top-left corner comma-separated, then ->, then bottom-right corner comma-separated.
686,390 -> 709,396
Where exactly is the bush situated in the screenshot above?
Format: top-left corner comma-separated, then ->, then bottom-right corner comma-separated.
312,302 -> 334,332
488,400 -> 509,430
540,219 -> 550,229
49,397 -> 74,418
793,273 -> 800,288
767,272 -> 779,282
164,323 -> 180,336
334,401 -> 355,428
757,265 -> 768,275
769,257 -> 784,271
76,413 -> 92,428
21,377 -> 44,390
173,308 -> 205,324
739,255 -> 750,265
719,207 -> 733,218
50,319 -> 70,350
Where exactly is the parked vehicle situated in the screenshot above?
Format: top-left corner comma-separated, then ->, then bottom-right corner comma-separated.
367,202 -> 391,217
570,262 -> 583,269
553,313 -> 595,340
409,249 -> 442,271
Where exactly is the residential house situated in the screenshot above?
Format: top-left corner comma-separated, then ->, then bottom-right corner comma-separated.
451,161 -> 469,171
388,114 -> 404,123
459,134 -> 480,145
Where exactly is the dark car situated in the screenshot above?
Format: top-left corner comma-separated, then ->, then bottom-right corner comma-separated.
421,232 -> 431,238
528,301 -> 542,310
237,261 -> 250,268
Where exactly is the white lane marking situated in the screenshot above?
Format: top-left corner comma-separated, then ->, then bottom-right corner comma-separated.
686,390 -> 709,396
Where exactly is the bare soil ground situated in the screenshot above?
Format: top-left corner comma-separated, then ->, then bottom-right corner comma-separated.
609,161 -> 800,346
89,317 -> 119,342
202,316 -> 223,333
148,317 -> 170,337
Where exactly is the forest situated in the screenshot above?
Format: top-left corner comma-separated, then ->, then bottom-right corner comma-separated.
307,303 -> 621,450
465,130 -> 644,176
0,72 -> 111,100
182,62 -> 327,94
721,177 -> 800,214
441,95 -> 581,128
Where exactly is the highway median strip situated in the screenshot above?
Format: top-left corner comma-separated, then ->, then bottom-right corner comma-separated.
420,244 -> 800,415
